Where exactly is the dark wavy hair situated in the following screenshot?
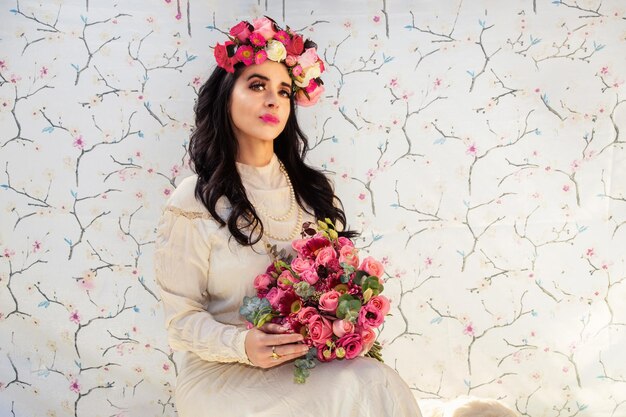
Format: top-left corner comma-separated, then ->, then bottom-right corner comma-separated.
188,64 -> 357,246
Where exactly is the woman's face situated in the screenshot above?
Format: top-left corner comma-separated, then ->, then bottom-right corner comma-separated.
229,60 -> 292,148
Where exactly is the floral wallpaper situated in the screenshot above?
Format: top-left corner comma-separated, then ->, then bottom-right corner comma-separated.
1,0 -> 625,416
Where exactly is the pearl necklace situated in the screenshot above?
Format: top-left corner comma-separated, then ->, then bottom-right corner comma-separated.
260,205 -> 303,242
251,160 -> 302,242
252,161 -> 296,222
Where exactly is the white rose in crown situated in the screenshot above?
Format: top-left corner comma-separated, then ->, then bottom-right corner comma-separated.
266,39 -> 287,62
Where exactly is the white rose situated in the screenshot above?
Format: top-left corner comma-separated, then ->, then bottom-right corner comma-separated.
295,62 -> 321,88
266,40 -> 287,62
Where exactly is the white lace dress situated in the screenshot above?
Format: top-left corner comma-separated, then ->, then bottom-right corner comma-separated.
154,154 -> 422,417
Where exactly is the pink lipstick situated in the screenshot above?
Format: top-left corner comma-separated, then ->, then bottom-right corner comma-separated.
260,114 -> 280,124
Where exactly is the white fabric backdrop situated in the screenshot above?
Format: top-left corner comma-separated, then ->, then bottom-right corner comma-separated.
1,1 -> 625,416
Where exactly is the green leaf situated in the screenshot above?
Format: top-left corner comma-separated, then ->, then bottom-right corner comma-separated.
353,270 -> 369,286
362,276 -> 384,296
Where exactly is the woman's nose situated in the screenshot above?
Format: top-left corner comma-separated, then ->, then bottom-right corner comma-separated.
265,90 -> 279,107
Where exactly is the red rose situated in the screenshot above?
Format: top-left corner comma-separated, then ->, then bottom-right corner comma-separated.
229,21 -> 252,43
286,34 -> 304,55
214,41 -> 235,73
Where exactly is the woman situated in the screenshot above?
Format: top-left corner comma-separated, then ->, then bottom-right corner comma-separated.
154,17 -> 422,417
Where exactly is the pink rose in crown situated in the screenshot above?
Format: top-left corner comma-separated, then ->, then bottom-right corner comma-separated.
253,273 -> 273,291
214,42 -> 235,73
252,17 -> 277,40
368,295 -> 390,316
229,21 -> 252,42
359,256 -> 384,279
332,319 -> 355,338
316,246 -> 337,267
336,333 -> 363,359
298,48 -> 320,69
295,84 -> 325,107
319,290 -> 340,314
285,55 -> 298,67
308,315 -> 333,345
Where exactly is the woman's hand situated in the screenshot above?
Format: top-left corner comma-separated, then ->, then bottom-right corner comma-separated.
244,323 -> 310,368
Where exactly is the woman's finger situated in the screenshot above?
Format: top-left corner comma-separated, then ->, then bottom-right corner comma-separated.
259,323 -> 291,334
263,332 -> 303,346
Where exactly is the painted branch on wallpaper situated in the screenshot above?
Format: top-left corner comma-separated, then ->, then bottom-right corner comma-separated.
74,13 -> 130,85
1,80 -> 53,148
406,7 -> 460,43
468,22 -> 501,93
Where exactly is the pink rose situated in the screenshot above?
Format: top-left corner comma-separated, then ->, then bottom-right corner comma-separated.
308,315 -> 333,345
361,328 -> 376,353
252,17 -> 276,40
291,257 -> 314,274
299,269 -> 319,285
291,238 -> 308,255
368,295 -> 390,316
286,33 -> 304,55
229,21 -> 252,43
253,273 -> 273,291
285,55 -> 297,67
319,290 -> 340,314
214,42 -> 235,73
339,245 -> 359,268
295,84 -> 325,107
265,287 -> 285,310
297,306 -> 317,324
332,319 -> 355,338
297,48 -> 319,69
337,237 -> 354,248
358,304 -> 384,329
336,333 -> 363,359
277,270 -> 298,289
316,246 -> 337,267
359,256 -> 384,279
305,78 -> 319,93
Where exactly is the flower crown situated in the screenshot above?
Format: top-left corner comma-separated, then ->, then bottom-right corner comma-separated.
213,16 -> 325,107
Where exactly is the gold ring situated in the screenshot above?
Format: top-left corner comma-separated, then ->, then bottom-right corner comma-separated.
271,345 -> 281,360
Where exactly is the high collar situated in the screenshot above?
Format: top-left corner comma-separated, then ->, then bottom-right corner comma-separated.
235,154 -> 285,190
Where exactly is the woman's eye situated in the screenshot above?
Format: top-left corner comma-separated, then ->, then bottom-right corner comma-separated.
250,83 -> 264,91
280,90 -> 291,98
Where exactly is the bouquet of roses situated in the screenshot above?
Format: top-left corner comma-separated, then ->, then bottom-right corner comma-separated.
239,219 -> 389,383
